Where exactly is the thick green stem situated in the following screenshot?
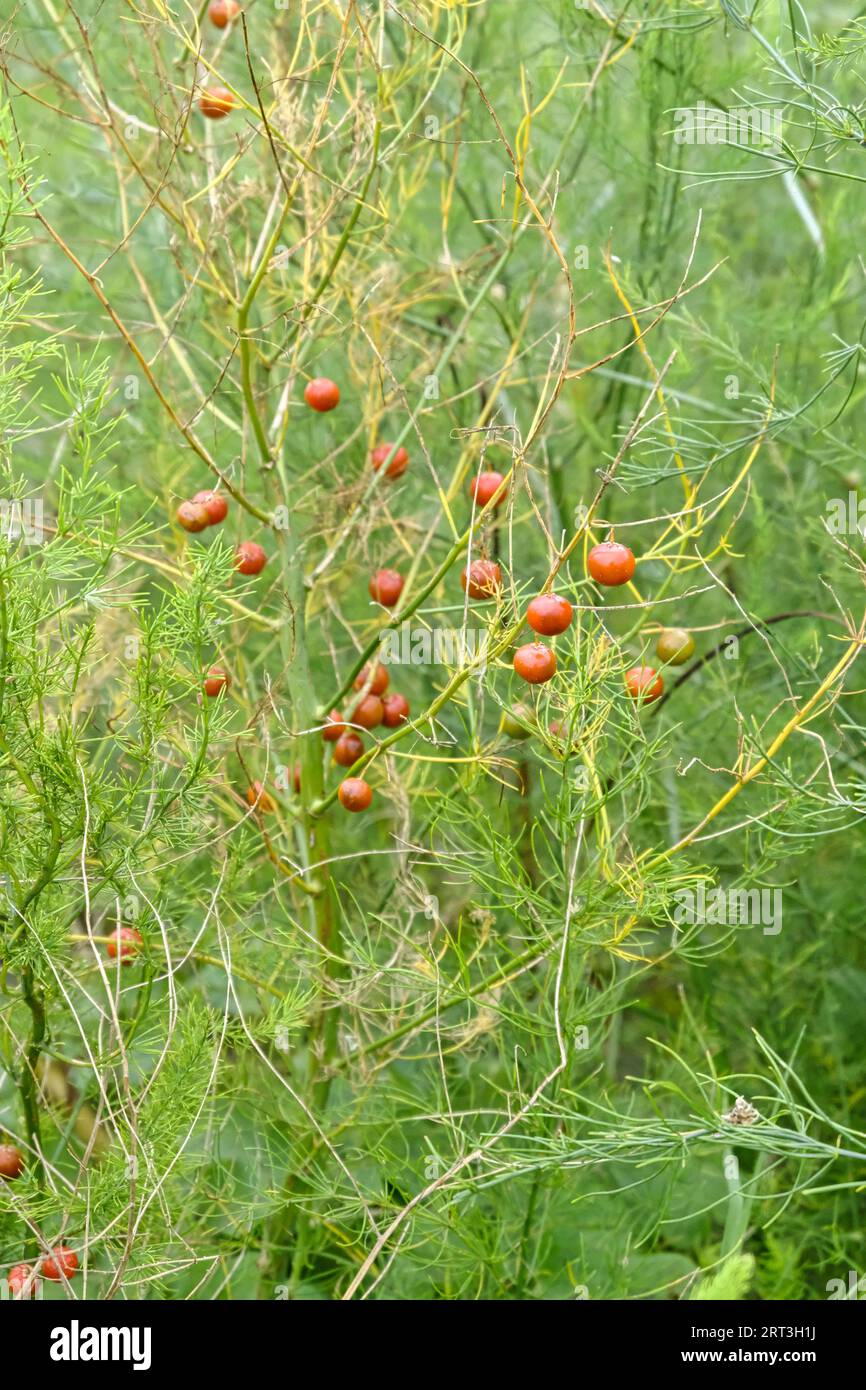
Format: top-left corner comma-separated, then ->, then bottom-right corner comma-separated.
19,966 -> 45,1182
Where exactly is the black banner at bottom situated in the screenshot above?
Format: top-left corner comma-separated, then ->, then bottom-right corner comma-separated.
2,1295 -> 860,1374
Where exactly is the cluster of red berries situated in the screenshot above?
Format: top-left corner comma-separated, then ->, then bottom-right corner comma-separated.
459,534 -> 694,711
176,489 -> 228,533
299,377 -> 414,808
197,367 -> 695,811
198,5 -> 242,118
321,662 -> 410,812
302,375 -> 411,485
585,539 -> 694,703
6,1246 -> 79,1299
177,489 -> 267,575
1,1147 -> 80,1294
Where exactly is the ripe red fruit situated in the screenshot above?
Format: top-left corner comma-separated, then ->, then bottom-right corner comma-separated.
461,559 -> 502,601
333,731 -> 364,767
199,86 -> 236,119
351,694 -> 384,729
246,780 -> 277,813
339,778 -> 373,812
203,667 -> 230,698
107,927 -> 143,963
370,443 -> 409,479
513,642 -> 557,684
381,693 -> 409,728
369,569 -> 404,607
235,541 -> 267,575
469,471 -> 506,508
625,665 -> 664,704
0,1144 -> 24,1179
7,1264 -> 38,1298
323,710 -> 345,742
208,0 -> 241,27
304,377 -> 340,412
192,489 -> 228,525
353,662 -> 389,696
177,500 -> 210,533
526,592 -> 573,636
587,540 -> 635,587
42,1246 -> 79,1281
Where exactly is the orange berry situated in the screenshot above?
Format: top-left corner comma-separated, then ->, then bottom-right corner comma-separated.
107,927 -> 143,963
235,541 -> 267,575
625,666 -> 663,704
304,378 -> 340,412
370,443 -> 409,479
245,780 -> 277,813
513,642 -> 557,684
177,500 -> 209,533
381,693 -> 409,728
353,662 -> 389,696
334,731 -> 364,767
351,695 -> 384,729
461,559 -> 502,601
192,490 -> 228,525
526,593 -> 573,636
199,86 -> 236,119
338,778 -> 373,812
323,710 -> 345,742
587,541 -> 635,587
203,667 -> 230,698
469,471 -> 506,508
369,569 -> 404,607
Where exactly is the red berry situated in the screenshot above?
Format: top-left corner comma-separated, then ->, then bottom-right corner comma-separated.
526,592 -> 573,636
351,694 -> 384,729
587,541 -> 635,587
107,927 -> 143,963
381,693 -> 409,728
338,778 -> 373,812
246,780 -> 277,813
469,471 -> 506,508
461,559 -> 502,601
370,443 -> 409,479
323,710 -> 345,742
625,666 -> 663,704
199,86 -> 236,119
369,569 -> 404,607
513,642 -> 557,684
203,667 -> 230,698
353,662 -> 389,696
177,500 -> 210,533
7,1264 -> 38,1299
0,1144 -> 24,1179
42,1245 -> 79,1281
333,731 -> 364,767
192,490 -> 229,525
304,377 -> 340,412
235,541 -> 267,575
208,0 -> 241,27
